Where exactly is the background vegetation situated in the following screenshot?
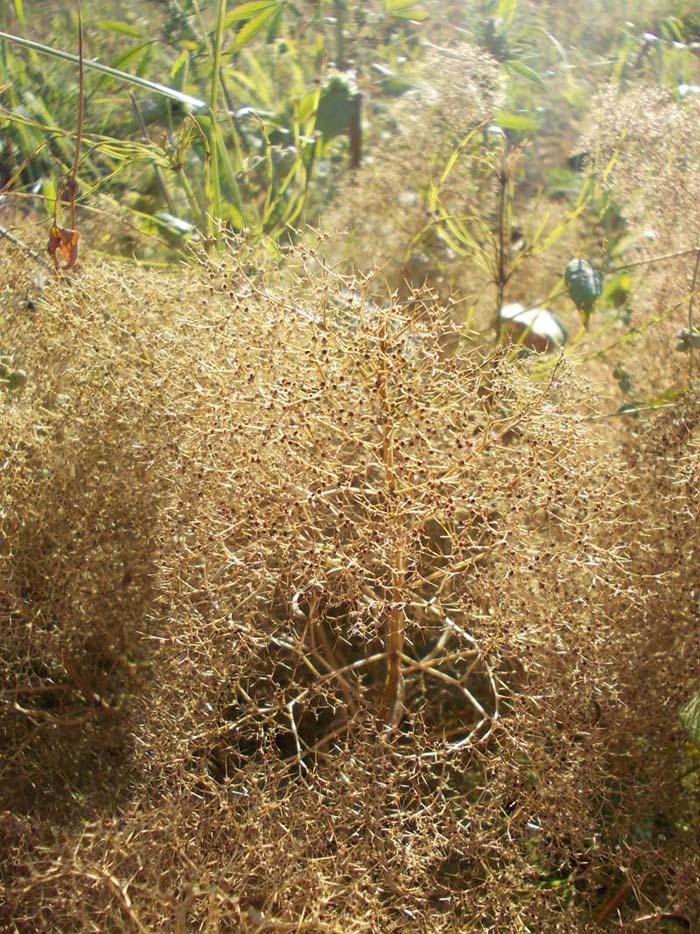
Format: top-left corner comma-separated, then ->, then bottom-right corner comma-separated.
2,0 -> 700,930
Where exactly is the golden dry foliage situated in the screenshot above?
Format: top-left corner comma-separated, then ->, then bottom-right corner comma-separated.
324,43 -> 504,298
576,88 -> 700,404
584,87 -> 700,256
1,232 -> 699,930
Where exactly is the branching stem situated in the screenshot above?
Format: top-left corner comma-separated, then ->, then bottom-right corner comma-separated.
377,318 -> 406,728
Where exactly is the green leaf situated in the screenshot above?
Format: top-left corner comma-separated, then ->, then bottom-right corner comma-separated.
392,8 -> 429,20
170,49 -> 190,80
564,258 -> 603,327
378,75 -> 419,95
96,19 -> 144,38
297,87 -> 321,124
642,387 -> 684,409
383,0 -> 429,19
12,0 -> 25,27
660,16 -> 685,43
504,59 -> 546,89
231,7 -> 277,52
266,5 -> 284,42
494,110 -> 539,133
224,1 -> 278,27
680,692 -> 700,749
496,0 -> 518,28
109,42 -> 155,74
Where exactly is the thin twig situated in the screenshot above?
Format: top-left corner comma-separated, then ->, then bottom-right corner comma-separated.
0,225 -> 51,266
687,247 -> 700,387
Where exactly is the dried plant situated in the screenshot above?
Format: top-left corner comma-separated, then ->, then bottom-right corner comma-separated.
572,87 -> 700,406
583,86 -> 700,256
1,224 -> 699,929
2,8 -> 700,929
323,42 -> 504,299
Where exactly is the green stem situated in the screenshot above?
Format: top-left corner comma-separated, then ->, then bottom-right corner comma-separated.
207,0 -> 230,245
129,91 -> 176,215
333,0 -> 346,69
70,0 -> 84,229
0,29 -> 206,110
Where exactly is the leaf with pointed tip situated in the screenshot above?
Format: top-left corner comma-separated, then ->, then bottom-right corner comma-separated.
565,258 -> 603,327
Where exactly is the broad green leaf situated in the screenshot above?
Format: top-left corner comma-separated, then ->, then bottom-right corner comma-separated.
680,692 -> 700,749
565,258 -> 603,327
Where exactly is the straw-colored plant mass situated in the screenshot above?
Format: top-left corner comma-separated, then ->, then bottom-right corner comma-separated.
2,0 -> 700,929
1,223 -> 699,929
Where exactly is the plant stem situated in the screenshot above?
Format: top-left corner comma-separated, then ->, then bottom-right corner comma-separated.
688,247 -> 700,388
377,317 -> 405,729
129,92 -> 176,215
348,91 -> 362,170
70,0 -> 83,229
0,30 -> 205,110
206,0 -> 228,245
333,0 -> 347,69
495,140 -> 511,333
609,244 -> 700,274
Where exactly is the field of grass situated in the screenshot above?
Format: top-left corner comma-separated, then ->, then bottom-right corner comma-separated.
2,1 -> 700,930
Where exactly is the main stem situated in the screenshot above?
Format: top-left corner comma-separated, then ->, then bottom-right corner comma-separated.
495,142 -> 511,334
688,247 -> 700,388
378,319 -> 405,729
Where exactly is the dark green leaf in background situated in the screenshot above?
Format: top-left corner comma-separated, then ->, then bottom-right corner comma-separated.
565,257 -> 603,327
